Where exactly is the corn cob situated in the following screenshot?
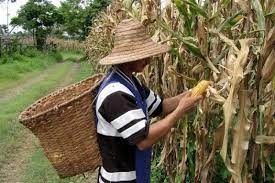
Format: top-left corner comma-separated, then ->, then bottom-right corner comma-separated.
191,80 -> 211,97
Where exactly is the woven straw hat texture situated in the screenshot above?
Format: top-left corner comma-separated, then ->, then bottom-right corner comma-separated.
19,74 -> 104,178
99,18 -> 170,65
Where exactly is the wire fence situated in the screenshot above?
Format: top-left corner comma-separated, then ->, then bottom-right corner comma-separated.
0,36 -> 59,57
0,36 -> 26,56
0,36 -> 85,58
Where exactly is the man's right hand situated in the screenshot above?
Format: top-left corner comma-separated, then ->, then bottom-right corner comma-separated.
137,92 -> 202,150
175,92 -> 202,116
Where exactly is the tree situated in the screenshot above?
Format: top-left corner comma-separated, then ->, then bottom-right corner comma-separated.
57,0 -> 111,40
0,25 -> 8,35
0,0 -> 16,2
83,0 -> 111,38
11,0 -> 62,50
57,0 -> 86,39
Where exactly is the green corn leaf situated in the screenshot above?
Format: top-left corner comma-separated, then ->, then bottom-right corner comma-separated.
208,0 -> 231,22
179,37 -> 203,58
175,0 -> 189,18
217,11 -> 243,32
265,10 -> 275,17
173,37 -> 201,57
270,154 -> 275,171
171,32 -> 203,58
252,0 -> 266,43
175,0 -> 192,35
222,0 -> 231,6
182,0 -> 208,18
158,17 -> 220,74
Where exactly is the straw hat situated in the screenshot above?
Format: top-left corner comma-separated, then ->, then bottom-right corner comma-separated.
99,19 -> 170,65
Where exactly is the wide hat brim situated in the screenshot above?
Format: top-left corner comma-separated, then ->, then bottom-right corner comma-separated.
99,42 -> 169,65
99,19 -> 170,65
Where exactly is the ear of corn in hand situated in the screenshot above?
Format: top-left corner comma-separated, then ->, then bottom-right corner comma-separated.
191,80 -> 211,97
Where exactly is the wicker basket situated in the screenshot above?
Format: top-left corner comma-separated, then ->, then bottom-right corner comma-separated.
19,74 -> 104,178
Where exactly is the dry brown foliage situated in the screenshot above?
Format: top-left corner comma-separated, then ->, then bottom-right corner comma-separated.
86,0 -> 275,182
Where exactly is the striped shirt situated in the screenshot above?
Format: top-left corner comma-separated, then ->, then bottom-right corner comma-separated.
95,68 -> 163,182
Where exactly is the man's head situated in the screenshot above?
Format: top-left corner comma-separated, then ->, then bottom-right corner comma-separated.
99,18 -> 169,66
117,57 -> 150,73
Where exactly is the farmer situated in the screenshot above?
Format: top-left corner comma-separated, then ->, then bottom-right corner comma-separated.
95,19 -> 202,183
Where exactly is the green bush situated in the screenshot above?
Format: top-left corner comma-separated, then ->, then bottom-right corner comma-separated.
151,159 -> 169,183
22,47 -> 40,58
12,53 -> 25,61
0,55 -> 13,64
49,52 -> 63,62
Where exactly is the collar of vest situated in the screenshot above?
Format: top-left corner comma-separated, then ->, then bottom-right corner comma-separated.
112,66 -> 136,87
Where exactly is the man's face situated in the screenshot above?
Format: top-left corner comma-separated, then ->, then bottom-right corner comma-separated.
128,58 -> 150,73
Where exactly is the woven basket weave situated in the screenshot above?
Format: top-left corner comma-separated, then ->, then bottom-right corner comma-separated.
19,74 -> 104,178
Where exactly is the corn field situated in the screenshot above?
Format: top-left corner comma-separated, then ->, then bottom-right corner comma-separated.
86,0 -> 275,182
47,37 -> 85,52
0,36 -> 35,57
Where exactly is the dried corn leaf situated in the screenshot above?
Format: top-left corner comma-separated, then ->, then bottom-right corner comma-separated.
160,0 -> 171,10
209,29 -> 239,53
205,56 -> 220,74
168,66 -> 196,82
208,86 -> 226,104
179,121 -> 188,181
230,87 -> 252,183
262,49 -> 275,81
261,27 -> 275,62
195,110 -> 209,182
196,18 -> 208,57
235,0 -> 250,13
221,39 -> 254,161
201,122 -> 225,183
85,0 -> 275,182
264,95 -> 275,136
255,135 -> 275,144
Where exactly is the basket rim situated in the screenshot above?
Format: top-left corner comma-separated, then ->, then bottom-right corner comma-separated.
19,73 -> 104,123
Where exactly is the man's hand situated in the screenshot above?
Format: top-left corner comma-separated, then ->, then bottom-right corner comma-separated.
178,90 -> 190,99
162,90 -> 201,116
175,92 -> 202,115
137,92 -> 202,150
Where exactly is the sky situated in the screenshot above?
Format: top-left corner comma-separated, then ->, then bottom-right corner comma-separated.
0,0 -> 61,32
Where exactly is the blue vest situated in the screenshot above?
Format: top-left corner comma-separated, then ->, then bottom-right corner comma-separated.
96,68 -> 151,183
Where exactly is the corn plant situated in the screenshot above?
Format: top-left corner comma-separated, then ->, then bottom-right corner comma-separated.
86,0 -> 275,182
47,37 -> 85,52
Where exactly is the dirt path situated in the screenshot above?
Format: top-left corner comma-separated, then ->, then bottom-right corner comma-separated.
0,62 -> 81,183
0,131 -> 38,183
0,64 -> 63,104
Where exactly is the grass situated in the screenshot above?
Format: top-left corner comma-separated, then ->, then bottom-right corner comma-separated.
0,49 -> 96,182
60,51 -> 84,62
23,148 -> 90,183
0,50 -> 63,89
74,61 -> 95,82
0,62 -> 73,167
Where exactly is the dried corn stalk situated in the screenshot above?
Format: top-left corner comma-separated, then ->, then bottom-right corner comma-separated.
85,0 -> 275,182
47,37 -> 85,51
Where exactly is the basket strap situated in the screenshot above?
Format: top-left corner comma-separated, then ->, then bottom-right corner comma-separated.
111,68 -> 151,183
92,70 -> 115,126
